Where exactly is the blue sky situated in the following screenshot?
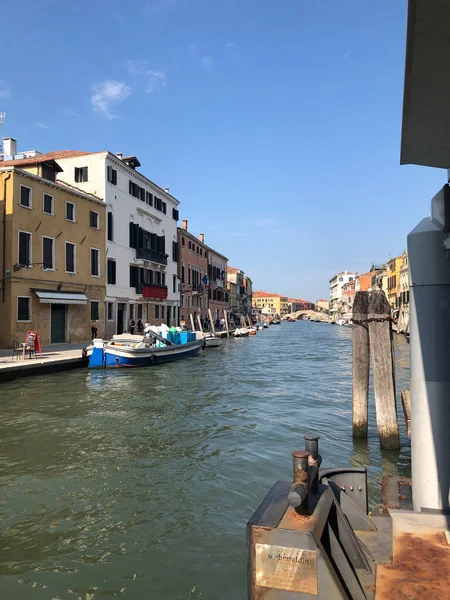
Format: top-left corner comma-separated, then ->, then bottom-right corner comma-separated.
0,0 -> 444,300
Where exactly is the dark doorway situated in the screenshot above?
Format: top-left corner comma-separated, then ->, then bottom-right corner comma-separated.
167,306 -> 171,326
117,303 -> 125,334
51,304 -> 66,343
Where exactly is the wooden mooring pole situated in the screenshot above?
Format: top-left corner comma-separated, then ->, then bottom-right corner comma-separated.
368,289 -> 400,450
352,291 -> 370,439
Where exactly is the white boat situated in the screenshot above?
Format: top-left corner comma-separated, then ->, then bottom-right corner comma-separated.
196,331 -> 222,348
233,327 -> 250,337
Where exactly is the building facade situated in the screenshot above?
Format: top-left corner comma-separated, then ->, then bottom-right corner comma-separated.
178,220 -> 208,325
355,272 -> 372,293
387,255 -> 403,309
341,280 -> 356,315
207,245 -> 228,321
0,151 -> 106,347
398,251 -> 409,310
252,291 -> 288,316
329,271 -> 357,320
316,298 -> 329,313
55,151 -> 180,334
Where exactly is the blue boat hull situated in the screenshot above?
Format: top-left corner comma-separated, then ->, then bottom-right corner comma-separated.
89,339 -> 203,368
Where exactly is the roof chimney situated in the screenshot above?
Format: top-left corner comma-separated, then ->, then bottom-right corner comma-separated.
164,187 -> 169,193
182,219 -> 188,231
199,233 -> 205,243
3,138 -> 17,157
117,153 -> 123,159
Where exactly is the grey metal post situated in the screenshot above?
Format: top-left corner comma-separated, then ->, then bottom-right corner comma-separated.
408,217 -> 450,512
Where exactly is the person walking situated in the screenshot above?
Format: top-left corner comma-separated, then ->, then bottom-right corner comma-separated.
91,321 -> 98,341
129,319 -> 136,334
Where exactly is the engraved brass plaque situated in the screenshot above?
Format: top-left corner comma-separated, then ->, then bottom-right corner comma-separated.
255,543 -> 318,595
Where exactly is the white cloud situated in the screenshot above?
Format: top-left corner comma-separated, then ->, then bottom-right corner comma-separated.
201,55 -> 213,68
188,44 -> 197,54
36,122 -> 50,129
0,81 -> 10,99
113,11 -> 124,23
91,80 -> 131,119
64,107 -> 81,118
125,60 -> 166,94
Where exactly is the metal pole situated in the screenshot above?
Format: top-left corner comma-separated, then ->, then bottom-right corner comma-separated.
408,216 -> 450,512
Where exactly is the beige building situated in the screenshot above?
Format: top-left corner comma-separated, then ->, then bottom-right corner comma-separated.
0,146 -> 106,347
316,298 -> 329,313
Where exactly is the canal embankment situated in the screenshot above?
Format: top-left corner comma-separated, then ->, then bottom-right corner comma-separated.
0,342 -> 88,383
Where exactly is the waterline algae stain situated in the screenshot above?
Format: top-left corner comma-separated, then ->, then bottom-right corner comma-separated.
0,322 -> 410,599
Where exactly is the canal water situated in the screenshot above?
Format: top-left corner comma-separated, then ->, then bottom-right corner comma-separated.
0,322 -> 410,599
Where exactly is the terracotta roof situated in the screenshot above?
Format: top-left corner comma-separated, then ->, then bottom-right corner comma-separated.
227,266 -> 241,273
253,291 -> 284,298
0,150 -> 92,168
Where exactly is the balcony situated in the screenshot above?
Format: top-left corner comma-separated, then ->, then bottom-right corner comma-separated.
192,283 -> 204,294
142,284 -> 168,300
136,248 -> 168,266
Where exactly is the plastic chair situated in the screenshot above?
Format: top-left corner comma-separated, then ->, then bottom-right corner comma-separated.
11,340 -> 21,360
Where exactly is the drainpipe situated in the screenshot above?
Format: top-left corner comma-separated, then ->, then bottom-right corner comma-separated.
2,173 -> 11,303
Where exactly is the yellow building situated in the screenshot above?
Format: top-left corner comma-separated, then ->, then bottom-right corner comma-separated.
387,254 -> 403,309
252,291 -> 289,316
0,150 -> 106,347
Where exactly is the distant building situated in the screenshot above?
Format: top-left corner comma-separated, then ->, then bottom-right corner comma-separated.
355,272 -> 373,293
329,271 -> 357,320
387,254 -> 403,309
252,291 -> 289,316
227,267 -> 252,317
207,245 -> 229,321
398,251 -> 409,310
316,298 -> 329,313
341,280 -> 356,315
178,220 -> 208,325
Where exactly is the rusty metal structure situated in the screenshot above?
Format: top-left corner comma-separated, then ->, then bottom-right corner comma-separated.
247,436 -> 450,599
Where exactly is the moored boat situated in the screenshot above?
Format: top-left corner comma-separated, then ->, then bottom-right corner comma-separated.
88,331 -> 204,368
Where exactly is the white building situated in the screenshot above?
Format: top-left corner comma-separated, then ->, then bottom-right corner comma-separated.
329,271 -> 357,320
55,151 -> 180,335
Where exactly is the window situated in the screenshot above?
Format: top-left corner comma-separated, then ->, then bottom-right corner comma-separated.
107,259 -> 116,284
155,304 -> 159,319
66,202 -> 75,221
162,201 -> 167,215
91,301 -> 99,321
172,208 -> 179,221
43,193 -> 54,215
137,304 -> 143,320
162,273 -> 166,287
173,274 -> 177,293
172,241 -> 179,262
42,165 -> 56,182
188,296 -> 191,308
90,248 -> 100,277
17,296 -> 31,321
146,191 -> 153,206
20,185 -> 31,208
90,211 -> 99,229
188,264 -> 191,285
181,237 -> 185,246
65,242 -> 76,273
75,166 -> 88,183
107,302 -> 114,320
42,236 -> 55,270
181,261 -> 185,283
188,241 -> 191,250
161,305 -> 165,318
107,212 -> 114,241
181,295 -> 184,307
107,166 -> 117,185
18,231 -> 31,266
129,304 -> 134,320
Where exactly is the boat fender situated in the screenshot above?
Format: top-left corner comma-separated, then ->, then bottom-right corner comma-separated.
202,338 -> 206,350
150,354 -> 156,365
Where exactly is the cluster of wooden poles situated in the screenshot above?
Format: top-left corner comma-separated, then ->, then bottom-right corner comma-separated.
188,309 -> 254,337
352,289 -> 400,450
